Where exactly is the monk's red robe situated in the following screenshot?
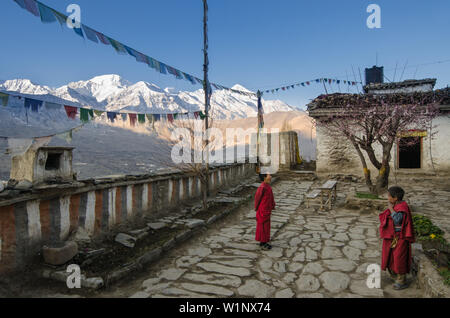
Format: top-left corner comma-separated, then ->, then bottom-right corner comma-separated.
255,182 -> 276,243
379,201 -> 415,274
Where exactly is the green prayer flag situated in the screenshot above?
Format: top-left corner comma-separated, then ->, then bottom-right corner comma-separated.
146,114 -> 153,123
94,110 -> 104,117
107,37 -> 127,55
138,114 -> 146,124
0,92 -> 9,106
80,108 -> 90,123
88,109 -> 94,119
174,113 -> 179,120
199,111 -> 206,120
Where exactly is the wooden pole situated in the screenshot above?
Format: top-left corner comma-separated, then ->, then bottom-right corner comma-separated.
203,0 -> 210,196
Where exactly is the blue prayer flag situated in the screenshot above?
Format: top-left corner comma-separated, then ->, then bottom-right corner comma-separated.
37,2 -> 57,23
82,25 -> 99,43
24,98 -> 43,112
73,26 -> 84,38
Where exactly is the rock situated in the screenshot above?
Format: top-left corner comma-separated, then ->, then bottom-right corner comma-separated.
302,262 -> 325,275
321,246 -> 343,259
275,288 -> 295,298
15,180 -> 32,191
43,241 -> 78,266
176,230 -> 193,242
188,247 -> 212,258
319,272 -> 350,293
288,263 -> 304,273
142,278 -> 162,289
181,283 -> 234,297
283,273 -> 298,284
185,219 -> 205,229
273,261 -> 288,273
349,240 -> 367,250
323,259 -> 357,272
0,181 -> 4,193
184,273 -> 242,288
176,256 -> 202,268
296,293 -> 324,298
129,292 -> 150,298
210,259 -> 253,268
223,249 -> 258,259
363,250 -> 381,258
305,247 -> 318,261
197,263 -> 252,277
82,277 -> 104,290
115,233 -> 137,248
138,248 -> 162,266
293,252 -> 306,262
238,280 -> 276,298
289,237 -> 303,247
72,227 -> 91,243
333,233 -> 350,242
325,240 -> 345,247
158,268 -> 186,281
343,246 -> 361,261
147,223 -> 166,230
349,280 -> 384,297
295,275 -> 321,292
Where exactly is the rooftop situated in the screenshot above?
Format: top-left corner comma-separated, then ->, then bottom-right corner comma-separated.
364,78 -> 437,93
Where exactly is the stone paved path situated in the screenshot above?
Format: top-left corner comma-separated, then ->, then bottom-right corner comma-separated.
121,179 -> 423,298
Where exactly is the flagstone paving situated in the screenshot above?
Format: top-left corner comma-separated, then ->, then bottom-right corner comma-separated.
123,178 -> 424,298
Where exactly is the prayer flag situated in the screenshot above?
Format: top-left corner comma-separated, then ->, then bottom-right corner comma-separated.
194,112 -> 199,120
129,113 -> 137,127
0,92 -> 9,107
199,112 -> 206,120
37,2 -> 57,23
153,114 -> 161,122
107,37 -> 127,55
94,110 -> 104,117
138,114 -> 146,124
121,113 -> 128,121
80,108 -> 91,123
24,0 -> 40,17
24,98 -> 43,112
14,0 -> 27,10
167,114 -> 174,123
107,112 -> 117,123
95,31 -> 111,45
73,27 -> 84,38
52,9 -> 67,26
146,114 -> 153,123
159,63 -> 168,75
64,105 -> 78,119
82,25 -> 99,43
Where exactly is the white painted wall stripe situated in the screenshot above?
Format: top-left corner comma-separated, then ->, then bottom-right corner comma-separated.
26,200 -> 41,244
142,184 -> 149,212
108,189 -> 116,228
126,186 -> 133,217
60,196 -> 71,241
84,191 -> 96,235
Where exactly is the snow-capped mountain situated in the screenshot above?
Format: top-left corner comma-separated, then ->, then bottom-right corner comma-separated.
0,75 -> 294,120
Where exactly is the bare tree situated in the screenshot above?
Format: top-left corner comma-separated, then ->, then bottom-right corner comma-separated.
311,91 -> 443,195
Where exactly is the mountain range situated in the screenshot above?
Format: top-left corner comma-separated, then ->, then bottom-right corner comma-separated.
0,74 -> 295,120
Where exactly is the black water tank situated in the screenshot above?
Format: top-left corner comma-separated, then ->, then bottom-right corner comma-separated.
365,66 -> 384,86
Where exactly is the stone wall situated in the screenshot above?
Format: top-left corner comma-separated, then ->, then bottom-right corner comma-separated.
0,163 -> 255,274
315,115 -> 450,177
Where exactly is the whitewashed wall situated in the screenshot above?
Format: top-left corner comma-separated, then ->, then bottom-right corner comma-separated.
316,114 -> 450,177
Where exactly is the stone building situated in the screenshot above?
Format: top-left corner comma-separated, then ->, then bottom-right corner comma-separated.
307,79 -> 450,177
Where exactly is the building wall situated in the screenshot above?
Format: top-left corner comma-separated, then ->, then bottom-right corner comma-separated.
0,163 -> 255,273
315,115 -> 450,177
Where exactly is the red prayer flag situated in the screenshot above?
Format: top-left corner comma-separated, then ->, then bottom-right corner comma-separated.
129,113 -> 137,127
167,114 -> 174,123
194,112 -> 199,119
64,105 -> 78,120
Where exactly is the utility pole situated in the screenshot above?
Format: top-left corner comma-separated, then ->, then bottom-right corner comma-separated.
203,0 -> 210,196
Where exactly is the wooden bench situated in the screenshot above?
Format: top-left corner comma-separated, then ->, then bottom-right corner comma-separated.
306,180 -> 338,211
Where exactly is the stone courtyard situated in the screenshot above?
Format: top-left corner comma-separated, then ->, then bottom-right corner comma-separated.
97,175 -> 435,299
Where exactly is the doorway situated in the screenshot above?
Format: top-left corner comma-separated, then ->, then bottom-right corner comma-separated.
398,137 -> 421,169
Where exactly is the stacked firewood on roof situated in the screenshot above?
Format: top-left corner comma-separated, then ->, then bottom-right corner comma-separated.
308,87 -> 450,111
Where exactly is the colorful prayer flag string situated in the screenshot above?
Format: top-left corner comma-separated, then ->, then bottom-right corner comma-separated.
12,0 -> 256,98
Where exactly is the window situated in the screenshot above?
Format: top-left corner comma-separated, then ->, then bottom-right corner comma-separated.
398,137 -> 421,169
45,153 -> 62,171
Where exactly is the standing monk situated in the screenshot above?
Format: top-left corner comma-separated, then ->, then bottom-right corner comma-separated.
255,174 -> 276,250
379,186 -> 415,290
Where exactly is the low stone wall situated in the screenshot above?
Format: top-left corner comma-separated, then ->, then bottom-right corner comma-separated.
0,163 -> 255,274
412,244 -> 450,298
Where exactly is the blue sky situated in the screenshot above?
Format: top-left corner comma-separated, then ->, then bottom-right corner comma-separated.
1,0 -> 449,110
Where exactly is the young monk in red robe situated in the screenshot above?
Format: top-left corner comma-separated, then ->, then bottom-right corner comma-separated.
379,186 -> 415,290
255,174 -> 276,250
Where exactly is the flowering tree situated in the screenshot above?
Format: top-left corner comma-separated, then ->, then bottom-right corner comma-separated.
312,91 -> 444,195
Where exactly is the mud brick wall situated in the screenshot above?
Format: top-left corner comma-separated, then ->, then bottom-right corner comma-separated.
0,163 -> 255,274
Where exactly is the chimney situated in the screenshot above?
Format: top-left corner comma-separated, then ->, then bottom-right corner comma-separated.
365,66 -> 384,86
